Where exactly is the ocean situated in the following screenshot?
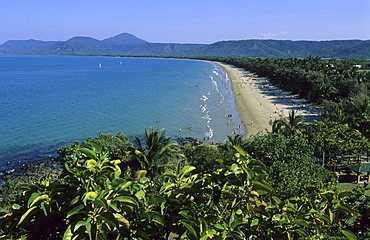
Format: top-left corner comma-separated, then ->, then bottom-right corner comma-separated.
0,54 -> 244,172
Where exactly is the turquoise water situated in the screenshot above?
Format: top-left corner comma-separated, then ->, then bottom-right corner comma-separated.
0,54 -> 244,172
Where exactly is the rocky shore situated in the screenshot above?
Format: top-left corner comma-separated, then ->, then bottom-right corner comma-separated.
0,160 -> 62,184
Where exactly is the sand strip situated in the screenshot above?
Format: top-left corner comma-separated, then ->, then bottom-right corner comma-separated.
214,62 -> 321,137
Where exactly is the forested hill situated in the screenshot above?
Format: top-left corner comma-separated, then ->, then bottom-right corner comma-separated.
184,39 -> 370,59
0,32 -> 369,59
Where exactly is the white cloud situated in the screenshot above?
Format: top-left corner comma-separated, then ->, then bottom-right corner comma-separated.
260,32 -> 276,38
280,31 -> 288,35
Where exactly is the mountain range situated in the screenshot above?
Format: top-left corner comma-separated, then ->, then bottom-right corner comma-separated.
0,33 -> 369,59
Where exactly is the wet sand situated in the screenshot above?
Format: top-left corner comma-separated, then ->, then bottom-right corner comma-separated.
214,62 -> 321,137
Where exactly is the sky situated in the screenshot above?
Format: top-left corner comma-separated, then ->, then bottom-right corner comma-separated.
0,0 -> 369,44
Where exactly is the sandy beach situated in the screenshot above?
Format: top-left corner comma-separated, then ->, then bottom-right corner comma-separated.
215,62 -> 321,137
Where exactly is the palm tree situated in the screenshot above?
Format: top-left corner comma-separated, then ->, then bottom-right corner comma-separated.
220,134 -> 246,153
352,96 -> 370,138
226,134 -> 245,147
324,107 -> 349,125
133,127 -> 184,177
272,110 -> 309,137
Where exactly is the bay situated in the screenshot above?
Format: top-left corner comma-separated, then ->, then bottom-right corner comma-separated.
0,54 -> 244,172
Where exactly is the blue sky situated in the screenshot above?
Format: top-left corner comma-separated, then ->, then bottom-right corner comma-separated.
0,0 -> 369,44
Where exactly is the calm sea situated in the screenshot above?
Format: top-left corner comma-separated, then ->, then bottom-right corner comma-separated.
0,54 -> 244,172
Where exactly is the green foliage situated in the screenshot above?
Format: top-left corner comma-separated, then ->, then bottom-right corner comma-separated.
183,144 -> 223,174
0,174 -> 75,239
132,127 -> 184,178
57,132 -> 133,164
272,110 -> 310,137
159,146 -> 274,239
345,185 -> 370,239
0,129 -> 360,240
90,132 -> 133,160
311,120 -> 370,166
351,96 -> 370,138
263,189 -> 354,240
246,133 -> 314,167
0,180 -> 20,210
246,133 -> 336,199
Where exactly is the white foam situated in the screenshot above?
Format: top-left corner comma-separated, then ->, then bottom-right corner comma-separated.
199,104 -> 207,112
200,95 -> 208,101
201,113 -> 211,121
210,76 -> 220,93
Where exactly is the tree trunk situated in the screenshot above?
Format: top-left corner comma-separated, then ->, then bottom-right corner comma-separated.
322,151 -> 325,167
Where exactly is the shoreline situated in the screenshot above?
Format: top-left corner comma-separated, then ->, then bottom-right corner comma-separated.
214,62 -> 321,137
0,59 -> 321,183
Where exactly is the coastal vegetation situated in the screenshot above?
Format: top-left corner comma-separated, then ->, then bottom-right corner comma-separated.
1,56 -> 370,239
0,124 -> 368,239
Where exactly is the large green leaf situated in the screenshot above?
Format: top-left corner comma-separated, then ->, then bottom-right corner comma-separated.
87,141 -> 102,154
336,205 -> 354,215
114,213 -> 130,229
80,148 -> 97,160
163,171 -> 177,178
136,170 -> 147,179
62,225 -> 73,240
67,204 -> 85,218
214,223 -> 225,231
148,211 -> 165,226
119,181 -> 133,191
111,178 -> 125,187
135,190 -> 145,200
83,191 -> 98,205
86,159 -> 98,169
85,217 -> 96,240
293,228 -> 308,238
233,145 -> 246,155
292,219 -> 309,228
252,180 -> 273,195
108,201 -> 120,212
12,203 -> 21,210
148,196 -> 166,206
230,231 -> 245,240
40,202 -> 48,216
198,217 -> 208,234
272,196 -> 282,205
160,182 -> 176,193
180,220 -> 198,240
112,196 -> 138,207
338,191 -> 352,199
95,199 -> 109,210
99,212 -> 119,229
179,166 -> 196,177
17,206 -> 38,226
27,192 -> 41,208
341,229 -> 357,240
250,219 -> 259,227
178,210 -> 191,219
73,220 -> 87,232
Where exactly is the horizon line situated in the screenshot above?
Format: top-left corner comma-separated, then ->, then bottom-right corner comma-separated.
1,32 -> 369,45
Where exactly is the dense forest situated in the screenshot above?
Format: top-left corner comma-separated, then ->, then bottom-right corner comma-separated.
1,57 -> 370,239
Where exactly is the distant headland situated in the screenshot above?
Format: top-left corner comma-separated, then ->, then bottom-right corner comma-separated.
0,32 -> 369,59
